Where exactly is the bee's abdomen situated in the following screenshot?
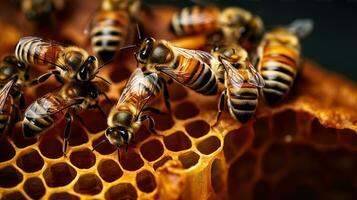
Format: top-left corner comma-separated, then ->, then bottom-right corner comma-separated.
228,86 -> 258,123
15,37 -> 61,66
174,55 -> 218,95
260,45 -> 299,105
22,115 -> 54,138
91,11 -> 129,62
170,6 -> 219,36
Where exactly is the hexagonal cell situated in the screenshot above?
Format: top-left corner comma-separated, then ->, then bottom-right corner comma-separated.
79,109 -> 107,134
262,143 -> 288,175
136,170 -> 157,193
39,137 -> 63,159
288,144 -> 320,173
253,116 -> 271,149
0,138 -> 15,162
1,191 -> 26,200
92,135 -> 117,155
164,131 -> 192,152
0,165 -> 23,188
69,148 -> 96,169
197,136 -> 221,155
168,83 -> 188,101
153,156 -> 173,170
272,110 -> 297,139
24,177 -> 46,199
140,139 -> 164,162
10,124 -> 37,148
338,129 -> 357,150
253,180 -> 271,200
211,159 -> 224,193
74,173 -> 103,195
43,162 -> 77,187
105,183 -> 138,200
65,121 -> 88,146
310,119 -> 337,146
119,150 -> 144,171
174,101 -> 199,120
223,126 -> 253,163
49,192 -> 80,200
178,151 -> 200,169
185,120 -> 210,138
228,152 -> 256,184
16,148 -> 44,173
153,112 -> 175,131
98,159 -> 123,182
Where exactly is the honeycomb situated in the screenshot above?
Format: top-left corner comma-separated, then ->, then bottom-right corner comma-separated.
1,1 -> 357,200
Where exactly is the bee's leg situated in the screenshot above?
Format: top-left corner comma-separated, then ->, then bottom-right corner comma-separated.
159,78 -> 171,113
30,70 -> 61,86
213,90 -> 227,127
54,74 -> 64,85
62,112 -> 73,157
140,115 -> 158,135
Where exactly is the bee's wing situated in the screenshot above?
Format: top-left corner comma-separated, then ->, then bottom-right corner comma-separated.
246,62 -> 265,87
220,59 -> 245,90
0,79 -> 15,112
159,46 -> 217,83
24,93 -> 81,118
17,37 -> 68,71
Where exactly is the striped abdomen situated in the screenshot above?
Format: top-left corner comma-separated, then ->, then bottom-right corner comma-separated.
91,10 -> 130,62
22,95 -> 65,138
0,96 -> 13,136
15,37 -> 63,66
228,86 -> 258,123
170,6 -> 219,36
259,44 -> 299,105
172,55 -> 218,95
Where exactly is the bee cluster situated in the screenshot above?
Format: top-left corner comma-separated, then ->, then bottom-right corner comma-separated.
8,1 -> 357,200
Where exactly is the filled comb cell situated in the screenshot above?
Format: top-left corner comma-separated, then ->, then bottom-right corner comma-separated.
164,131 -> 192,152
23,177 -> 46,200
136,170 -> 157,193
74,174 -> 103,195
0,165 -> 23,188
98,159 -> 123,183
16,148 -> 44,173
105,183 -> 138,200
43,162 -> 77,187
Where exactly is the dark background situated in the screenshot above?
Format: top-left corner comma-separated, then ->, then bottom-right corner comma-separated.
148,0 -> 357,81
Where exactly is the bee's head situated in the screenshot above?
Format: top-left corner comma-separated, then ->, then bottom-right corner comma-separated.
0,56 -> 28,82
211,44 -> 247,65
24,0 -> 55,20
77,56 -> 99,81
137,37 -> 155,64
105,126 -> 132,146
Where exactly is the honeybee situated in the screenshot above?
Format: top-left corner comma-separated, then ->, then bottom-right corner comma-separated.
93,68 -> 168,156
211,44 -> 264,124
136,37 -> 220,96
0,56 -> 29,138
257,19 -> 313,105
89,0 -> 141,62
22,80 -> 107,156
15,36 -> 102,85
19,0 -> 65,21
170,6 -> 264,50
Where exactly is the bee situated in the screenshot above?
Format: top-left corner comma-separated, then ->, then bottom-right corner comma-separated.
170,6 -> 264,50
257,19 -> 313,105
15,36 -> 102,85
90,0 -> 141,62
19,0 -> 65,21
22,80 -> 107,156
136,37 -> 220,96
0,56 -> 29,138
92,68 -> 168,157
211,44 -> 264,124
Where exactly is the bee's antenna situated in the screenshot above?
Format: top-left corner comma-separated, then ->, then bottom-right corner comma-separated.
136,23 -> 142,40
95,75 -> 111,85
119,44 -> 137,51
91,138 -> 108,152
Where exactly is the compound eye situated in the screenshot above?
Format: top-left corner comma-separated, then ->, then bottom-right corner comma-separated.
78,66 -> 88,81
88,56 -> 97,63
213,46 -> 220,52
119,129 -> 129,143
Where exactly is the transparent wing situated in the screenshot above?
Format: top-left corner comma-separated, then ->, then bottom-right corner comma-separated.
24,93 -> 80,118
220,59 -> 244,90
0,79 -> 15,112
18,37 -> 68,70
246,62 -> 265,87
117,69 -> 159,115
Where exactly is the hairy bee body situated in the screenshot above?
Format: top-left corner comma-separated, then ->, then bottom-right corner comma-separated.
137,38 -> 219,96
21,0 -> 65,21
0,56 -> 29,137
212,44 -> 264,123
105,69 -> 162,147
258,29 -> 300,105
15,36 -> 99,82
90,0 -> 140,62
